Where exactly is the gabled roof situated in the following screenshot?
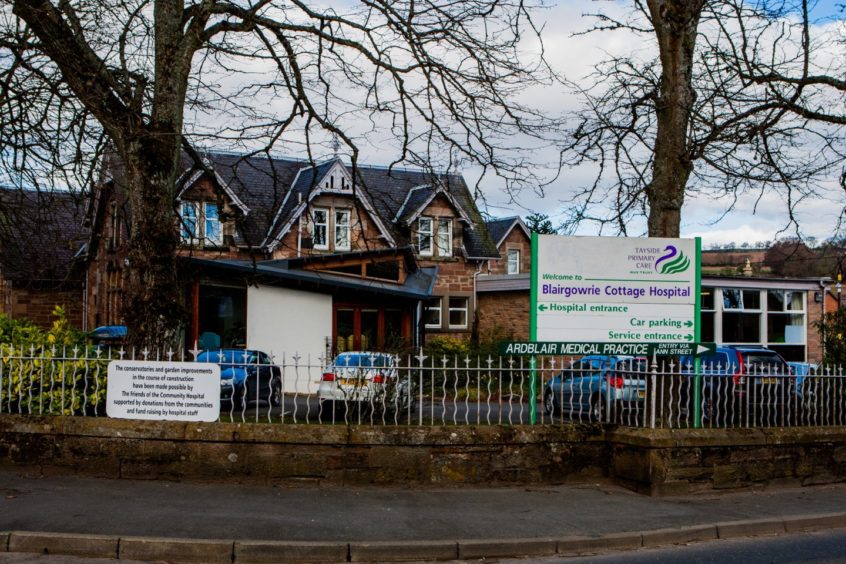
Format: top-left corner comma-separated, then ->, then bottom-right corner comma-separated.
485,216 -> 531,248
351,165 -> 499,259
264,158 -> 397,251
97,150 -> 500,259
0,187 -> 88,284
183,152 -> 303,249
262,159 -> 499,259
176,166 -> 251,215
393,184 -> 474,226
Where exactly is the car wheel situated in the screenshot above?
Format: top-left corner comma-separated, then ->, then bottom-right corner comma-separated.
270,380 -> 282,407
319,400 -> 335,419
591,395 -> 606,423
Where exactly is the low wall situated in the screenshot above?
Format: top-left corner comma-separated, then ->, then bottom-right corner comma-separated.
2,416 -> 846,494
0,416 -> 607,485
608,427 -> 846,495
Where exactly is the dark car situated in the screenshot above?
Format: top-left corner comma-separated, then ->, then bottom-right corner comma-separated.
196,349 -> 282,407
543,355 -> 648,422
680,345 -> 793,425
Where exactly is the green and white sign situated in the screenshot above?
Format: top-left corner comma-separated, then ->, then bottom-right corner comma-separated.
499,341 -> 716,357
530,235 -> 702,345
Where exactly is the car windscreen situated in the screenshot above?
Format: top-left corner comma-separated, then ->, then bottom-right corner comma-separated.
197,350 -> 255,364
334,354 -> 393,368
741,352 -> 787,373
698,352 -> 736,373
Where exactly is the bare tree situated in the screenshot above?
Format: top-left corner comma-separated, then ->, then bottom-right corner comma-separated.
564,0 -> 845,238
0,0 -> 557,346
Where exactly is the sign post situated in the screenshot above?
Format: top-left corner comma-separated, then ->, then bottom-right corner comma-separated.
528,232 -> 540,424
527,234 -> 702,425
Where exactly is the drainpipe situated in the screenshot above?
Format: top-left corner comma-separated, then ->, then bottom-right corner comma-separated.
472,260 -> 484,334
819,279 -> 828,361
297,193 -> 303,257
415,300 -> 423,349
82,268 -> 89,332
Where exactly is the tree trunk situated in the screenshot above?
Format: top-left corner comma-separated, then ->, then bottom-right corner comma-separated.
120,137 -> 185,350
645,0 -> 705,238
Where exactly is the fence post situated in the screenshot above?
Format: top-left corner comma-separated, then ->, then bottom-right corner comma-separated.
416,348 -> 426,426
650,353 -> 658,429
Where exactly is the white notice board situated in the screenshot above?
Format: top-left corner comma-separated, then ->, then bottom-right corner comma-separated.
106,360 -> 220,422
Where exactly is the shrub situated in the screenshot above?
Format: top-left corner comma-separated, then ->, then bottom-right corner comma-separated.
0,307 -> 109,415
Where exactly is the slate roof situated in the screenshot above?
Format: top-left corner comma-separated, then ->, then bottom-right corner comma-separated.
178,152 -> 305,249
349,163 -> 499,259
103,151 -> 500,259
485,216 -> 529,248
224,154 -> 500,259
0,187 -> 88,284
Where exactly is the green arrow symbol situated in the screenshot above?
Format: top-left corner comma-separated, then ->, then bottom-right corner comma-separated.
684,320 -> 693,328
538,304 -> 548,312
684,334 -> 693,342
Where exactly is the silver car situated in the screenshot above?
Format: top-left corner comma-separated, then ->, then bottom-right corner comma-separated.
318,352 -> 412,416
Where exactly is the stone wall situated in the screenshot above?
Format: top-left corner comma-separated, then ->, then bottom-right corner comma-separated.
608,427 -> 846,495
2,285 -> 84,329
0,416 -> 606,486
477,291 -> 530,341
3,416 -> 846,495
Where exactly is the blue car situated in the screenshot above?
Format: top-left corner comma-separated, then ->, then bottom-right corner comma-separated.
196,349 -> 282,407
542,355 -> 648,421
679,346 -> 792,423
787,361 -> 818,396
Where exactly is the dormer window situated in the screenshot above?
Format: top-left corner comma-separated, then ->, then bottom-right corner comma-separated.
204,203 -> 222,246
418,217 -> 433,256
418,216 -> 453,258
181,202 -> 197,243
437,219 -> 452,257
312,207 -> 329,250
180,202 -> 222,247
335,209 -> 351,250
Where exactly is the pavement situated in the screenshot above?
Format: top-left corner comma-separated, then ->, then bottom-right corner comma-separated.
2,470 -> 846,562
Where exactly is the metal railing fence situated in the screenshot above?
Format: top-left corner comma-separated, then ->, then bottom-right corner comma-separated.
1,345 -> 843,429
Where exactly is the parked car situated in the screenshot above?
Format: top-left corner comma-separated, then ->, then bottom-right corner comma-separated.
318,352 -> 412,416
788,361 -> 818,394
90,325 -> 128,347
786,361 -> 844,424
196,349 -> 281,407
542,355 -> 648,422
679,345 -> 793,424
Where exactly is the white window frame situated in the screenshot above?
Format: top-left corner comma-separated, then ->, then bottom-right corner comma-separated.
312,207 -> 329,250
765,289 -> 806,347
507,249 -> 520,274
437,219 -> 452,257
204,202 -> 223,246
418,217 -> 433,256
448,296 -> 469,329
180,202 -> 199,243
335,209 -> 351,251
424,298 -> 442,329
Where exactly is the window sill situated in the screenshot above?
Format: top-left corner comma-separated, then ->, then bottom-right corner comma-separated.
418,255 -> 458,261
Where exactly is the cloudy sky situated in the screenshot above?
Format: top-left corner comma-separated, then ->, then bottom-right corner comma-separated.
471,0 -> 846,248
182,0 -> 843,249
